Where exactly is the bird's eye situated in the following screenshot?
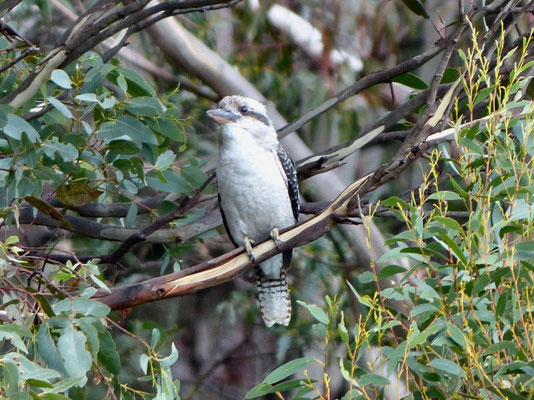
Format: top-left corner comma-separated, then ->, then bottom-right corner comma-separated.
239,105 -> 249,115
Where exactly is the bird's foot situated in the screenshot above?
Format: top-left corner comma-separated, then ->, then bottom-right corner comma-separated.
270,227 -> 284,251
244,236 -> 256,264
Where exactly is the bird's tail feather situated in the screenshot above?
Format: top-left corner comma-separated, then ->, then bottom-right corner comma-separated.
256,268 -> 291,327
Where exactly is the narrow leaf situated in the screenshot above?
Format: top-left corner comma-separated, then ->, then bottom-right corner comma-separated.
263,357 -> 317,385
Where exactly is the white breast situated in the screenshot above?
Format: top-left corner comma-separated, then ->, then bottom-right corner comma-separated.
217,125 -> 295,246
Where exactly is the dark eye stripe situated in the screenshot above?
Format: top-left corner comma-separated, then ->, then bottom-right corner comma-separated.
248,110 -> 271,126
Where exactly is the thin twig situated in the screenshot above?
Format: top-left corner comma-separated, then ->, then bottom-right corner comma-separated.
0,46 -> 38,73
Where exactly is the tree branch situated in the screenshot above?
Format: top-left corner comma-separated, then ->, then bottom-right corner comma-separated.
0,0 -> 239,106
276,45 -> 445,138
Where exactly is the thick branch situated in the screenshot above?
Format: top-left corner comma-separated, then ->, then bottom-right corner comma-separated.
94,176 -> 368,310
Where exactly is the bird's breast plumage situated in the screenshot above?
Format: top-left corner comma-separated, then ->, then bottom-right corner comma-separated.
217,125 -> 295,247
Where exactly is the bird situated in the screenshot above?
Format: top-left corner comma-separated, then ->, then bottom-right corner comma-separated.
207,95 -> 300,327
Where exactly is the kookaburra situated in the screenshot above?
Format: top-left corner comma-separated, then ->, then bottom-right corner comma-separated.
207,96 -> 300,327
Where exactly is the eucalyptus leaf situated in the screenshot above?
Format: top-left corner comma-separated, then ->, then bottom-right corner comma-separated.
57,325 -> 92,385
99,116 -> 158,145
51,69 -> 72,89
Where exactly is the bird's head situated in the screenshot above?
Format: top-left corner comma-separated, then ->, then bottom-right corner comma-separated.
207,96 -> 277,144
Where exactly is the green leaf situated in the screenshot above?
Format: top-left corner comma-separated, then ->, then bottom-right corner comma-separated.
40,393 -> 72,400
245,383 -> 273,399
154,150 -> 176,170
297,300 -> 328,324
160,343 -> 179,368
515,241 -> 534,259
2,361 -> 19,396
446,324 -> 465,347
99,115 -> 157,145
382,196 -> 413,211
378,265 -> 406,280
24,378 -> 54,388
0,328 -> 27,353
139,354 -> 149,374
125,97 -> 164,116
474,86 -> 495,105
0,322 -> 31,337
471,273 -> 490,295
75,93 -> 98,103
113,67 -> 157,97
107,139 -> 141,155
145,170 -> 191,193
47,97 -> 73,119
357,271 -> 375,284
338,312 -> 349,345
125,202 -> 138,227
449,177 -> 468,200
358,373 -> 390,386
481,341 -> 517,357
438,233 -> 467,264
339,357 -> 357,385
181,165 -> 208,187
53,297 -> 110,318
401,0 -> 429,18
245,379 -> 309,398
441,68 -> 460,84
80,63 -> 115,93
77,319 -> 100,356
57,325 -> 92,385
40,377 -> 84,394
117,73 -> 128,93
35,295 -> 56,317
347,281 -> 373,308
147,116 -> 184,142
392,72 -> 428,89
434,216 -> 464,234
427,191 -> 462,202
263,357 -> 317,384
312,323 -> 327,339
151,328 -> 160,349
3,114 -> 39,143
408,323 -> 440,348
400,246 -> 445,260
3,353 -> 60,382
97,330 -> 121,374
487,388 -> 528,400
495,361 -> 526,378
51,69 -> 72,89
42,137 -> 78,162
410,303 -> 438,317
0,107 -> 8,128
428,359 -> 466,378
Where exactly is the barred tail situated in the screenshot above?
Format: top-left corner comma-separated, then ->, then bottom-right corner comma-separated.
256,267 -> 292,327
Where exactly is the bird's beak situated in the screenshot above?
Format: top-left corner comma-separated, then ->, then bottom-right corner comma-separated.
206,109 -> 240,125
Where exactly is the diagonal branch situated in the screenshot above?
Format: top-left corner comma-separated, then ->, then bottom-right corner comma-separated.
97,174 -> 214,264
277,44 -> 444,138
93,175 -> 370,310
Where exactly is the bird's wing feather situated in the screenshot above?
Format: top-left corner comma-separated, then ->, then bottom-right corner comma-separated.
276,145 -> 300,222
218,193 -> 239,247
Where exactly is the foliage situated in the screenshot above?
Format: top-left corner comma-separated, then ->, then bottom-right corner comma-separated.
246,27 -> 534,400
0,31 -> 189,400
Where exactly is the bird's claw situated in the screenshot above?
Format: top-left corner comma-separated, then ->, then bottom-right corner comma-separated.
244,236 -> 256,263
270,227 -> 284,251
